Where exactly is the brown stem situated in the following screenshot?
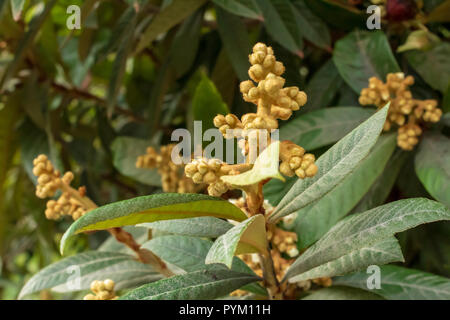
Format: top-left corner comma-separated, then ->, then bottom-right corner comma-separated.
258,252 -> 283,300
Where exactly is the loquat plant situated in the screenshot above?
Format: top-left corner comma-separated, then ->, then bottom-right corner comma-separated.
1,0 -> 449,303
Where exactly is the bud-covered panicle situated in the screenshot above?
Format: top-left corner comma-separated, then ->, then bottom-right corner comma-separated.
195,42 -> 316,193
359,72 -> 442,150
84,279 -> 118,300
32,154 -> 92,221
136,144 -> 198,193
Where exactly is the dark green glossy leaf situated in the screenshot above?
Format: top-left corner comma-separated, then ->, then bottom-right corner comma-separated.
415,133 -> 450,208
406,43 -> 450,93
333,30 -> 400,93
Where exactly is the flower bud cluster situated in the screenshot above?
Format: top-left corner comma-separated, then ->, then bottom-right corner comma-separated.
267,225 -> 299,258
185,158 -> 231,197
33,155 -> 63,199
33,154 -> 89,221
45,192 -> 86,220
83,279 -> 117,300
359,73 -> 442,150
397,122 -> 422,151
213,114 -> 243,139
279,141 -> 318,179
136,144 -> 197,193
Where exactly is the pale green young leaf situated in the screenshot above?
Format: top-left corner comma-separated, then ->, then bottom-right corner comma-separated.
120,268 -> 260,300
284,198 -> 450,281
269,105 -> 389,222
19,251 -> 161,299
334,265 -> 450,300
205,215 -> 268,268
60,194 -> 248,254
10,0 -> 25,21
221,141 -> 284,187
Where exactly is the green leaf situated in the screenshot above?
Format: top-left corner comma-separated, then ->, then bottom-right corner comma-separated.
352,150 -> 409,213
415,133 -> 450,208
106,8 -> 137,116
135,0 -> 208,54
292,0 -> 331,50
142,235 -> 267,296
289,236 -> 403,282
303,0 -> 366,31
292,133 -> 397,249
10,0 -> 25,21
406,42 -> 450,93
141,217 -> 233,238
0,0 -> 57,91
397,30 -> 441,53
142,235 -> 250,274
334,265 -> 450,300
212,0 -> 262,19
221,141 -> 284,187
281,107 -> 374,151
169,10 -> 202,78
269,105 -> 389,221
216,7 -> 251,81
120,267 -> 260,300
303,286 -> 383,300
333,30 -> 400,93
111,136 -> 161,187
191,74 -> 229,131
303,59 -> 343,111
60,194 -> 248,254
265,107 -> 372,207
143,235 -> 216,273
256,0 -> 303,54
0,92 -> 21,241
284,198 -> 450,281
206,215 -> 268,268
264,176 -> 296,207
18,251 -> 161,299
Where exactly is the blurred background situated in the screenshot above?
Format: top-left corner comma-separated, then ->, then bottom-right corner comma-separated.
0,0 -> 449,299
